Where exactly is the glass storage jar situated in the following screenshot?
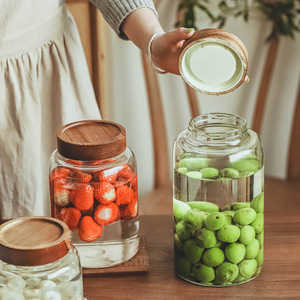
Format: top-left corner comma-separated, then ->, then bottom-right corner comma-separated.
0,216 -> 83,300
49,120 -> 139,268
173,113 -> 264,286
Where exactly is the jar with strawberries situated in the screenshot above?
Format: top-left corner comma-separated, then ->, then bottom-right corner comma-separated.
49,120 -> 139,268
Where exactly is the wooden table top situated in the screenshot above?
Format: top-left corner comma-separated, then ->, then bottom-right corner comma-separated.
84,181 -> 300,299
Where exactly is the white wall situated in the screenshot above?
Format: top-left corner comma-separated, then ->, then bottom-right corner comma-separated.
105,1 -> 300,197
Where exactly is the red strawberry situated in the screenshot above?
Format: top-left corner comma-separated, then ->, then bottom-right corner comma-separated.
119,197 -> 138,220
95,166 -> 123,183
94,203 -> 119,226
51,167 -> 71,180
73,171 -> 92,183
53,178 -> 70,207
54,187 -> 70,207
94,182 -> 116,204
115,186 -> 135,206
70,184 -> 94,211
117,165 -> 134,181
78,216 -> 103,242
61,207 -> 81,230
130,175 -> 138,192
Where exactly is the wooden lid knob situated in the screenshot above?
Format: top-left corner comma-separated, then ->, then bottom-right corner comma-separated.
57,120 -> 126,161
0,217 -> 70,266
179,28 -> 249,95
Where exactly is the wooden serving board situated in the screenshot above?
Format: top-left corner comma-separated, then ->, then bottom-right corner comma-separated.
83,235 -> 149,275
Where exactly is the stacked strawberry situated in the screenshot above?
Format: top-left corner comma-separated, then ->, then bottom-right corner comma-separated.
50,163 -> 138,243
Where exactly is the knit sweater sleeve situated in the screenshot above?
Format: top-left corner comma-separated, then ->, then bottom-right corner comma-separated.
90,0 -> 157,40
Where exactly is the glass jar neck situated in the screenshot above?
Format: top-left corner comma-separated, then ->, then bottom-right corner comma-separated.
187,113 -> 248,146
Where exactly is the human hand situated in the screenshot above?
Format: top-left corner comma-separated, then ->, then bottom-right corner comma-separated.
149,27 -> 195,75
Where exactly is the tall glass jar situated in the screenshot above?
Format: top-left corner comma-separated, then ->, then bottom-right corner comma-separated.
49,120 -> 139,268
0,217 -> 83,300
173,113 -> 264,286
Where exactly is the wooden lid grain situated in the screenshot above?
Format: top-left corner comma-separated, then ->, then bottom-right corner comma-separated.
0,217 -> 70,266
57,120 -> 126,161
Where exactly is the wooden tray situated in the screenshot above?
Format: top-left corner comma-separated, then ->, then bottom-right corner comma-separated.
83,235 -> 149,275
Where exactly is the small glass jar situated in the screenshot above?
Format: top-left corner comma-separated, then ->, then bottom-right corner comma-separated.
49,120 -> 139,268
0,217 -> 83,300
173,113 -> 264,286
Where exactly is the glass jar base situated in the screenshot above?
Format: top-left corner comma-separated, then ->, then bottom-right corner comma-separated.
176,267 -> 262,287
75,235 -> 139,268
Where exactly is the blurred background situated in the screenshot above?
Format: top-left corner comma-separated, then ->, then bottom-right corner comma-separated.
67,0 -> 300,198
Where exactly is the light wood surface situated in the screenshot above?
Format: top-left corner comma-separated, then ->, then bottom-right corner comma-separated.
141,52 -> 170,189
83,184 -> 300,299
252,37 -> 279,133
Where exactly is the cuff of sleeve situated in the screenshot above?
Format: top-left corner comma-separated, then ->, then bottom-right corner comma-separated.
91,0 -> 158,40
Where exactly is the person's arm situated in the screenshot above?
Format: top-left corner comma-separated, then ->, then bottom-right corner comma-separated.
121,8 -> 194,75
91,0 -> 195,75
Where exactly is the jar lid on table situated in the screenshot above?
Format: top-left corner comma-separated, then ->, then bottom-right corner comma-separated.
0,217 -> 70,266
179,28 -> 248,95
57,120 -> 126,161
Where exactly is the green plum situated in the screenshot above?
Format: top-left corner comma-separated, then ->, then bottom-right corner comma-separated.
221,210 -> 235,217
183,209 -> 205,230
177,167 -> 188,174
174,233 -> 184,255
225,243 -> 246,264
223,214 -> 233,225
192,263 -> 215,282
232,274 -> 247,284
175,221 -> 194,241
175,256 -> 192,275
179,157 -> 208,170
173,198 -> 191,223
187,201 -> 219,213
234,208 -> 257,225
250,192 -> 264,213
202,248 -> 225,267
200,167 -> 219,179
245,239 -> 260,259
231,159 -> 259,173
220,168 -> 239,179
186,171 -> 203,180
256,230 -> 264,248
251,213 -> 264,233
239,225 -> 256,245
256,247 -> 264,266
222,202 -> 250,211
217,225 -> 240,243
238,259 -> 258,278
183,239 -> 204,264
195,228 -> 217,248
215,262 -> 239,282
205,212 -> 225,230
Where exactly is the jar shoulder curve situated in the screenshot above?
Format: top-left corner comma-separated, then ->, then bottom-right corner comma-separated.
50,147 -> 136,171
174,128 -> 263,158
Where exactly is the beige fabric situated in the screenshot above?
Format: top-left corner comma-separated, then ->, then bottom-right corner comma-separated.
0,3 -> 101,219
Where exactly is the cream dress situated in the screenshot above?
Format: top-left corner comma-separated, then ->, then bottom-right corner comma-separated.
0,1 -> 101,219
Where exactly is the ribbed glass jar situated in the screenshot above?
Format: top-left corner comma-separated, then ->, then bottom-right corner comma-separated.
173,113 -> 264,286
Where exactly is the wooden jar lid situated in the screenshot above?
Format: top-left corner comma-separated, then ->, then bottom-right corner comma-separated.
57,120 -> 126,161
0,217 -> 70,266
179,28 -> 248,95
